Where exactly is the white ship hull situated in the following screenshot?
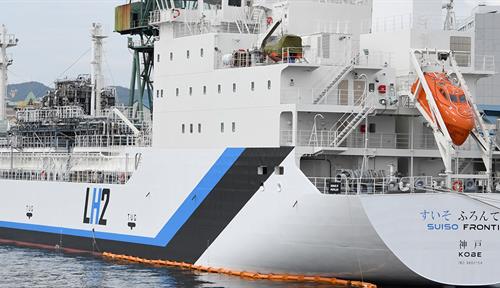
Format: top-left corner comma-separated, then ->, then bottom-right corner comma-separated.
1,147 -> 499,286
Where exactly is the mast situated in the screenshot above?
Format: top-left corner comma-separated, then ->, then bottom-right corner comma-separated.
0,25 -> 17,122
90,23 -> 107,116
443,0 -> 456,31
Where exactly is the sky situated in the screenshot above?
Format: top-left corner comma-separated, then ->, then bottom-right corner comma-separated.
1,0 -> 500,88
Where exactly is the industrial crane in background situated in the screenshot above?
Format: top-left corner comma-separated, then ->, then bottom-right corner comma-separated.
115,0 -> 163,117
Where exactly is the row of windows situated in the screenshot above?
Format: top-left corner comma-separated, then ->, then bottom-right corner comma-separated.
181,122 -> 237,134
156,81 -> 272,98
162,48 -> 204,62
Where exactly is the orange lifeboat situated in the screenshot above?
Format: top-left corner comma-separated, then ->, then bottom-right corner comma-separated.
411,72 -> 474,146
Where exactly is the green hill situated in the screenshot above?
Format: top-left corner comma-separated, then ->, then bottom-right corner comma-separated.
7,82 -> 132,105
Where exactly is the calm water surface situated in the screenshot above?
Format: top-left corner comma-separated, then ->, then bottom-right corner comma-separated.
0,245 -> 337,288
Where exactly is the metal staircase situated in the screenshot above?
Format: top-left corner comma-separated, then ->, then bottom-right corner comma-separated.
249,7 -> 266,33
313,57 -> 356,104
329,87 -> 374,147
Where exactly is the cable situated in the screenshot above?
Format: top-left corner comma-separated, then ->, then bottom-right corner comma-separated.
56,48 -> 91,80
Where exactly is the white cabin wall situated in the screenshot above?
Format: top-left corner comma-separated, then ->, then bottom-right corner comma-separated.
153,62 -> 284,148
284,1 -> 372,44
361,30 -> 474,76
360,30 -> 411,75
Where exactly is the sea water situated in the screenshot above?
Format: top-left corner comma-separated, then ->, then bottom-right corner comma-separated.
0,245 -> 331,288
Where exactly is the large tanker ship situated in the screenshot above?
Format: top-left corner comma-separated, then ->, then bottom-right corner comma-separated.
1,0 -> 500,286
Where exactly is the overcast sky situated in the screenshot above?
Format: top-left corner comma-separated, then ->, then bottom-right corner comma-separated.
2,0 -> 499,88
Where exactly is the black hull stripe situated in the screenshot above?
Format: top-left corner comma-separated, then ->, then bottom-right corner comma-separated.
163,147 -> 293,263
0,147 -> 293,263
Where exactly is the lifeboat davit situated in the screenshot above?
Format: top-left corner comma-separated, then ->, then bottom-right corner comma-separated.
411,72 -> 474,146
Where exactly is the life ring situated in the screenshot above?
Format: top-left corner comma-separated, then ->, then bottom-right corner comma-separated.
414,178 -> 425,190
172,9 -> 181,19
495,181 -> 500,193
387,180 -> 398,192
452,180 -> 463,192
432,179 -> 444,189
464,179 -> 476,192
266,16 -> 273,25
399,181 -> 410,192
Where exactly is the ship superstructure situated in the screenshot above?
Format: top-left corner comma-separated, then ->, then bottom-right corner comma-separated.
0,1 -> 500,286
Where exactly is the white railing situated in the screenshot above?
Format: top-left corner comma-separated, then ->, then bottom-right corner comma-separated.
280,47 -> 305,64
75,135 -> 151,148
354,51 -> 392,67
0,169 -> 131,185
308,175 -> 493,194
16,106 -> 85,123
0,133 -> 152,150
281,130 -> 478,151
281,88 -> 365,105
371,13 -> 413,33
474,55 -> 496,72
298,0 -> 370,5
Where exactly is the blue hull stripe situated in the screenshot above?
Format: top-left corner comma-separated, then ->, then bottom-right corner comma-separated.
0,148 -> 245,247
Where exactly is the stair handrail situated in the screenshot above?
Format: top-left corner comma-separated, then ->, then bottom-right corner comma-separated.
313,54 -> 359,104
312,53 -> 359,94
329,80 -> 369,134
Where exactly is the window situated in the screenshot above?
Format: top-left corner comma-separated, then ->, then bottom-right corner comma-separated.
233,83 -> 236,92
157,54 -> 160,62
198,123 -> 201,133
200,48 -> 204,57
257,166 -> 268,175
203,85 -> 207,95
186,50 -> 190,59
267,80 -> 271,90
251,81 -> 255,91
170,52 -> 173,61
189,87 -> 193,96
228,0 -> 241,6
274,166 -> 284,175
156,90 -> 160,98
220,122 -> 224,133
161,89 -> 164,98
232,122 -> 236,132
182,124 -> 185,133
218,84 -> 221,94
368,123 -> 376,133
176,88 -> 179,96
190,124 -> 193,133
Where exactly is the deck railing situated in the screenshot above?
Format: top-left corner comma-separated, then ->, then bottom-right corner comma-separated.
281,130 -> 478,151
0,169 -> 131,185
308,175 -> 493,194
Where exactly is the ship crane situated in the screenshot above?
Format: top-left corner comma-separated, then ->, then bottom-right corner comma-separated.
409,49 -> 493,191
115,0 -> 162,118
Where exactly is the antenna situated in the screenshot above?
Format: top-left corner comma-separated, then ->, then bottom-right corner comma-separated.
443,0 -> 456,31
0,25 -> 18,122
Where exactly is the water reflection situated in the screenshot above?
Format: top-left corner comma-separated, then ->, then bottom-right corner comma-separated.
0,245 -> 338,288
